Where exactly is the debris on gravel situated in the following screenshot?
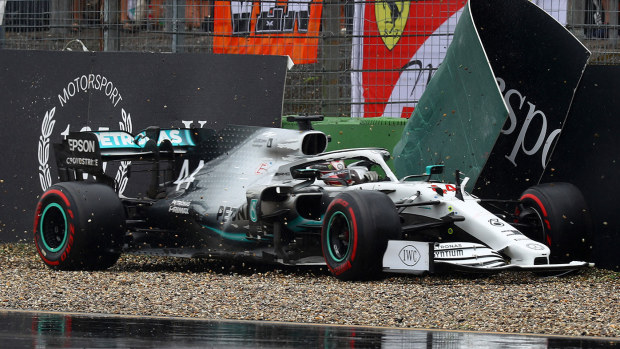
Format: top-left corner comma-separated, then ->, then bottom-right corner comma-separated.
1,243 -> 618,337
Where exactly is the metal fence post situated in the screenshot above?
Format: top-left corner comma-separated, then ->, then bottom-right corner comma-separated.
103,0 -> 121,51
610,0 -> 618,40
50,0 -> 71,35
171,0 -> 186,53
321,0 -> 342,117
567,0 -> 585,39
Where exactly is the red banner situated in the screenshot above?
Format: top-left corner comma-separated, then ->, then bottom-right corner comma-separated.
352,0 -> 466,118
213,0 -> 323,65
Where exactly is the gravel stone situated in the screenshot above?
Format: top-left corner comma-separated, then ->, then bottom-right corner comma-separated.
1,243 -> 618,337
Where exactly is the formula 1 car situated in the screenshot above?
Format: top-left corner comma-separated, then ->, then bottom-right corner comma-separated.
33,116 -> 592,280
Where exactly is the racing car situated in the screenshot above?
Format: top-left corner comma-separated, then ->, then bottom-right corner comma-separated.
33,116 -> 592,280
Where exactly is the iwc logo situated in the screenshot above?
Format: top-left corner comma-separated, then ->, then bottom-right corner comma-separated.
37,74 -> 133,195
398,244 -> 421,266
375,0 -> 410,50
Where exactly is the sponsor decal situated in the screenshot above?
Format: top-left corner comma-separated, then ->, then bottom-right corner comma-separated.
249,199 -> 259,222
217,206 -> 237,222
93,131 -> 139,149
398,244 -> 421,266
375,0 -> 409,50
65,157 -> 99,167
502,229 -> 529,241
526,243 -> 546,251
431,184 -> 457,193
169,200 -> 191,215
37,74 -> 133,194
438,243 -> 463,249
58,133 -> 103,170
488,218 -> 504,227
434,249 -> 464,258
216,204 -> 249,223
68,138 -> 97,153
133,129 -> 196,148
383,241 -> 430,272
502,229 -> 523,237
255,161 -> 273,175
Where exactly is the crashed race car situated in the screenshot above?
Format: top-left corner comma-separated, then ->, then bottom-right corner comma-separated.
33,116 -> 592,280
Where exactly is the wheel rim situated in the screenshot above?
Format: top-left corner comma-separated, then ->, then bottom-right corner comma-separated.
40,203 -> 68,253
326,211 -> 351,262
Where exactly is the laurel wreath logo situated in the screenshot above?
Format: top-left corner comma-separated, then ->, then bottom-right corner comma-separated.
115,109 -> 132,195
37,108 -> 56,191
37,107 -> 133,195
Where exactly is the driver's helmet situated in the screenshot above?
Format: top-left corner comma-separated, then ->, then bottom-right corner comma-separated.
309,160 -> 369,186
309,160 -> 350,186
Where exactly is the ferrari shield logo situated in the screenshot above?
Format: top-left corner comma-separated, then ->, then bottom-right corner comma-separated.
375,0 -> 410,50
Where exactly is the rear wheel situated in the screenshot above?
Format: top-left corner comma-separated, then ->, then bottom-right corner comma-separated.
33,182 -> 126,270
321,191 -> 401,280
517,183 -> 592,263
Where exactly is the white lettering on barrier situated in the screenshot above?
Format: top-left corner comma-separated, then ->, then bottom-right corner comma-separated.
58,74 -> 123,108
497,77 -> 562,169
38,73 -> 132,193
181,120 -> 207,128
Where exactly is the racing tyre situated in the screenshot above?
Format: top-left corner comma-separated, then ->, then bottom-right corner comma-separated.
321,191 -> 401,281
33,182 -> 126,270
517,183 -> 592,263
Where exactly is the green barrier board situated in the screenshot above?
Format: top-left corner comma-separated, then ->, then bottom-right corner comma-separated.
282,117 -> 407,170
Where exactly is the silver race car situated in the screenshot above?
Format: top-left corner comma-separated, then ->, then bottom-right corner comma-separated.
34,116 -> 591,280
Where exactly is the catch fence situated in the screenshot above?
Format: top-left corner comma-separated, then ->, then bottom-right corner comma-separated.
1,0 -> 618,117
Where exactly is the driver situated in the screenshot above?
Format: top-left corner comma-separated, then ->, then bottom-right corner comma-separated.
309,160 -> 379,186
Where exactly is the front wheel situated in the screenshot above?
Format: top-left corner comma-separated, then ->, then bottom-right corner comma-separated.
33,182 -> 126,270
321,191 -> 401,281
517,183 -> 592,263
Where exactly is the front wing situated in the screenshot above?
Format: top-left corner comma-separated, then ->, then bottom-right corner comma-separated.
382,241 -> 590,274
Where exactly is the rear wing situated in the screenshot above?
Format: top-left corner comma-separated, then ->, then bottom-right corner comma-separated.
97,127 -> 197,158
53,127 -> 208,190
